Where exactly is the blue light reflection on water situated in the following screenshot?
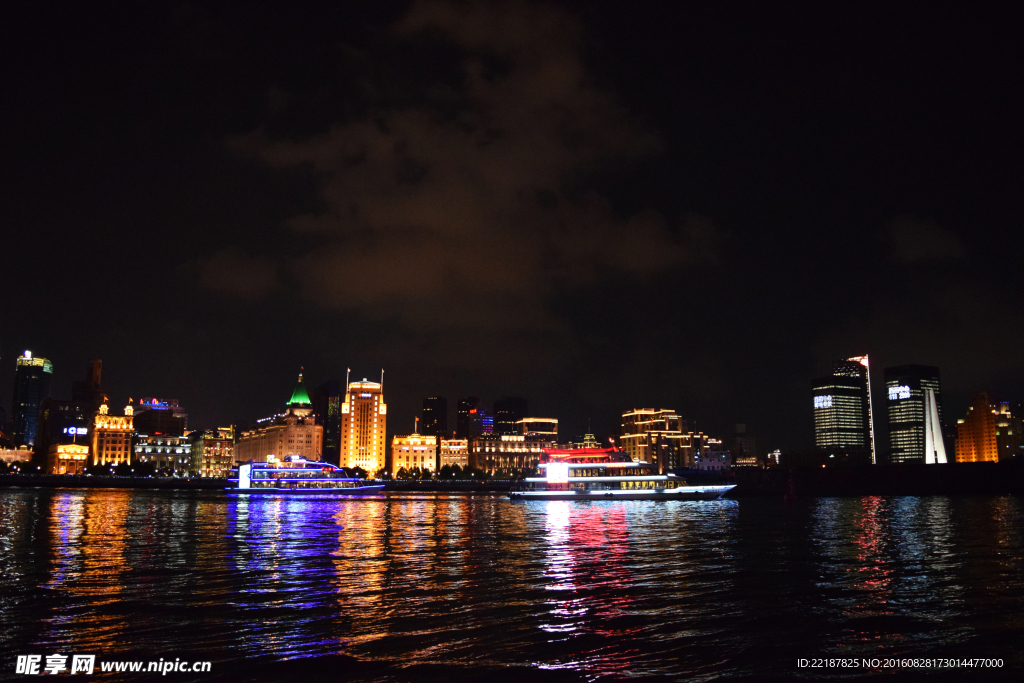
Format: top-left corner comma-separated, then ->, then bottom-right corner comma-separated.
0,490 -> 1021,679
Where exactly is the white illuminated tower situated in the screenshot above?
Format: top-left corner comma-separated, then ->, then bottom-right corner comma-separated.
923,388 -> 947,464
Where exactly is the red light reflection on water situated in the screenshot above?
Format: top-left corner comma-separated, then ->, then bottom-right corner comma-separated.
541,502 -> 643,675
841,496 -> 899,648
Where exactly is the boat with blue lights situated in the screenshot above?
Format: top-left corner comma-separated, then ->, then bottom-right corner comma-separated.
509,447 -> 735,501
226,455 -> 384,495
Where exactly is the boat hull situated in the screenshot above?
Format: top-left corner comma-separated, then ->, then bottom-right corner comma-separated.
509,485 -> 735,501
225,484 -> 385,495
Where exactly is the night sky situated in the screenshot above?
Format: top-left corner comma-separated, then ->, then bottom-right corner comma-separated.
3,2 -> 1022,451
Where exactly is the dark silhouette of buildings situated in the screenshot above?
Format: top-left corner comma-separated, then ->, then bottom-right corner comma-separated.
312,379 -> 342,465
421,396 -> 448,440
494,396 -> 528,435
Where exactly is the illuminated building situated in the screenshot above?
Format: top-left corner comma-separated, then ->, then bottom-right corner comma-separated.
619,409 -> 689,472
885,364 -> 946,464
421,396 -> 448,439
312,380 -> 342,465
468,433 -> 555,474
11,350 -> 52,448
235,372 -> 324,465
954,392 -> 1016,463
695,449 -> 732,471
391,432 -> 438,474
0,446 -> 33,467
812,370 -> 869,454
456,396 -> 493,437
340,375 -> 386,472
439,438 -> 469,469
91,402 -> 135,467
134,397 -> 188,431
47,443 -> 89,475
732,424 -> 758,466
188,427 -> 235,478
515,417 -> 558,439
494,396 -> 528,435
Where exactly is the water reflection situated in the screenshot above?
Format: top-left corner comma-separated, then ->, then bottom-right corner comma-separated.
0,490 -> 1021,679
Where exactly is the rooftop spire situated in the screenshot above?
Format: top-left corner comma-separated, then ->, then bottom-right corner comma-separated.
288,369 -> 312,406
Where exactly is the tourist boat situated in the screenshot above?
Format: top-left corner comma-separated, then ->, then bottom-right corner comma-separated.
509,447 -> 735,501
226,455 -> 384,495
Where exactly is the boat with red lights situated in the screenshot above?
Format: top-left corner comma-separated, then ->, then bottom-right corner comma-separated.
226,455 -> 384,495
509,447 -> 735,501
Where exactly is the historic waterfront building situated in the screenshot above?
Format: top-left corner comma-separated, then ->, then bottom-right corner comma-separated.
91,402 -> 135,467
468,433 -> 555,474
515,417 -> 558,438
188,427 -> 235,478
235,373 -> 324,464
620,409 -> 687,472
341,376 -> 386,472
48,443 -> 89,475
439,438 -> 469,470
11,350 -> 53,448
391,432 -> 438,474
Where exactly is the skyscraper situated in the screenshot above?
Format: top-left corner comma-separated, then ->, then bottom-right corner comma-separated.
812,364 -> 870,455
954,392 -> 1006,463
885,364 -> 946,464
421,396 -> 448,440
456,396 -> 478,438
341,375 -> 387,473
312,380 -> 342,465
11,351 -> 53,448
494,396 -> 528,435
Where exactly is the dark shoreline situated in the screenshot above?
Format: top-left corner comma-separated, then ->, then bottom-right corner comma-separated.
2,461 -> 1023,496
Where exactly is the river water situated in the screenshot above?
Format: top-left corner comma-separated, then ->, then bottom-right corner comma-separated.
0,490 -> 1021,680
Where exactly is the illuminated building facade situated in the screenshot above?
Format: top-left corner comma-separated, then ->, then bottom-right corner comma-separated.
619,409 -> 690,472
468,433 -> 555,474
391,432 -> 438,474
695,449 -> 732,471
439,438 -> 469,469
421,396 -> 448,439
885,364 -> 946,464
134,398 -> 188,432
341,377 -> 386,472
515,417 -> 557,438
494,396 -> 528,435
236,373 -> 324,464
188,427 -> 235,478
953,392 -> 1017,463
732,424 -> 758,466
48,443 -> 89,475
812,373 -> 869,452
312,380 -> 342,465
0,446 -> 33,467
91,402 -> 134,467
11,350 -> 52,448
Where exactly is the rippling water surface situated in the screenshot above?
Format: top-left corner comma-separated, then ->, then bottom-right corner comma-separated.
1,490 -> 1021,680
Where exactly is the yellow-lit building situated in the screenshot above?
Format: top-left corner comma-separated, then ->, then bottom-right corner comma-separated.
468,433 -> 554,474
440,438 -> 469,469
48,443 -> 90,474
1,446 -> 34,468
391,432 -> 437,474
956,392 -> 1000,463
235,374 -> 323,464
91,402 -> 134,467
189,426 -> 235,478
341,377 -> 386,473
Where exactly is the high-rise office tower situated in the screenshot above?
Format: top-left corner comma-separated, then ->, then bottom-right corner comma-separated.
885,364 -> 946,464
494,396 -> 528,435
340,374 -> 387,473
421,396 -> 448,439
456,397 -> 478,438
11,351 -> 53,448
312,380 -> 342,465
812,359 -> 872,456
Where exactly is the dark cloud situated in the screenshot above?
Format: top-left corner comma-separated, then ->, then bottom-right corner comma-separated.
223,0 -> 718,378
197,248 -> 279,299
